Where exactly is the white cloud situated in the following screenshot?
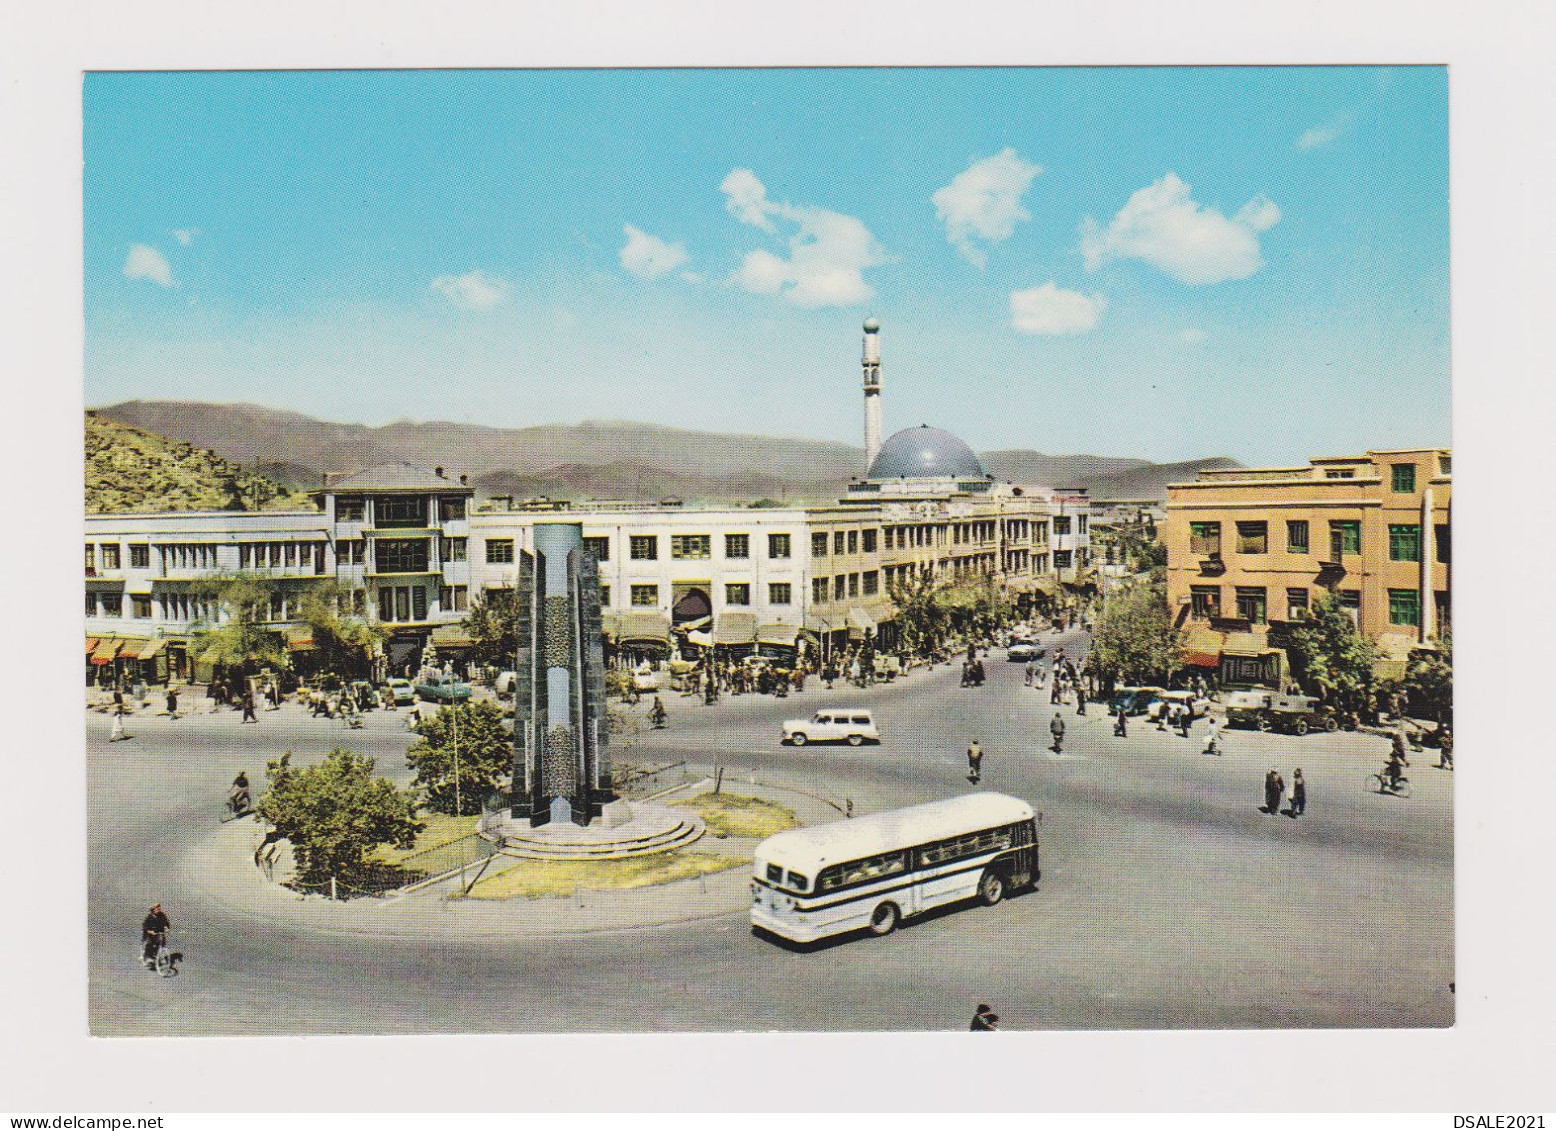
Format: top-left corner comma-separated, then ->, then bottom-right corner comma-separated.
1010,282 -> 1106,336
720,168 -> 887,308
1079,173 -> 1281,285
680,270 -> 705,284
124,243 -> 174,287
931,147 -> 1041,267
172,228 -> 199,246
719,168 -> 777,232
1181,327 -> 1208,343
619,225 -> 689,280
430,270 -> 510,311
1297,114 -> 1351,150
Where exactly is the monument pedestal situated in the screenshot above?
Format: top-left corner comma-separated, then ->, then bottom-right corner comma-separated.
480,799 -> 705,861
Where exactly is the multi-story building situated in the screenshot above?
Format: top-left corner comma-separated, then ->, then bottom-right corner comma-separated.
84,319 -> 1091,683
1163,448 -> 1451,679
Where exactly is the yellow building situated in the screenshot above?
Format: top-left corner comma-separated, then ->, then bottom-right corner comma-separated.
1164,449 -> 1450,675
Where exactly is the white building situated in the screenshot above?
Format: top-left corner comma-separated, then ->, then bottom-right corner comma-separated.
84,320 -> 1090,682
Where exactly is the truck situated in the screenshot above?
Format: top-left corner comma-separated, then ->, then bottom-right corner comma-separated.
1222,689 -> 1338,735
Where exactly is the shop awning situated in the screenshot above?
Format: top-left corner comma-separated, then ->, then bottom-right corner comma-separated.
677,614 -> 713,632
430,624 -> 475,650
132,638 -> 166,660
713,611 -> 758,646
1181,627 -> 1226,668
85,638 -> 98,656
687,630 -> 714,648
846,608 -> 876,636
757,623 -> 800,647
617,611 -> 672,645
90,638 -> 121,664
1221,631 -> 1270,657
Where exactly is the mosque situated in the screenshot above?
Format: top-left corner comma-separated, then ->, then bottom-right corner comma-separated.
84,319 -> 1091,683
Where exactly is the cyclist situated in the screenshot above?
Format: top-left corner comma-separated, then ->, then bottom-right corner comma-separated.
650,695 -> 667,729
1384,747 -> 1408,792
141,903 -> 170,969
228,771 -> 251,815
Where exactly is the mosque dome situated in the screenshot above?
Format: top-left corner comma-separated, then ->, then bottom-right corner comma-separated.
862,317 -> 880,333
867,424 -> 985,480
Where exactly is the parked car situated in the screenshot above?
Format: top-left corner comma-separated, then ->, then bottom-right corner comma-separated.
415,674 -> 472,703
384,678 -> 416,705
1145,689 -> 1212,721
1108,686 -> 1164,716
781,709 -> 881,747
1223,689 -> 1337,735
1007,642 -> 1046,662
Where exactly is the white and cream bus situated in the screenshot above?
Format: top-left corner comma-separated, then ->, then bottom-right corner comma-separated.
750,793 -> 1039,944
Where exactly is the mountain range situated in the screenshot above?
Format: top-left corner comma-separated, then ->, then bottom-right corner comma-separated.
93,400 -> 1240,505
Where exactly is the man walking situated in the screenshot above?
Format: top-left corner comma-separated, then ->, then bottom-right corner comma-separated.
1437,725 -> 1453,770
1179,705 -> 1193,740
241,689 -> 258,724
1049,713 -> 1066,754
165,685 -> 179,719
1264,770 -> 1281,815
967,739 -> 984,784
1113,706 -> 1128,737
1203,716 -> 1222,756
1290,769 -> 1307,817
1024,661 -> 1034,687
1075,685 -> 1087,717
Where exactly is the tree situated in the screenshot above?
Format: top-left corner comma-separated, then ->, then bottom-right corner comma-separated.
192,573 -> 289,672
296,580 -> 385,678
1085,584 -> 1182,686
256,749 -> 422,890
1286,594 -> 1379,713
404,700 -> 513,815
463,587 -> 521,670
1403,633 -> 1453,721
887,570 -> 951,656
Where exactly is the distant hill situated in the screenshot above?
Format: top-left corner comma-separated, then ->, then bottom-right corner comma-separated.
92,400 -> 1241,503
85,412 -> 313,514
1084,456 -> 1244,500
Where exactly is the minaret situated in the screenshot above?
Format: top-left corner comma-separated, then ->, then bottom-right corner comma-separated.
862,317 -> 882,472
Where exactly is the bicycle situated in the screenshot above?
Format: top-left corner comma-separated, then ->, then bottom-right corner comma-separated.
142,930 -> 178,977
1368,771 -> 1412,798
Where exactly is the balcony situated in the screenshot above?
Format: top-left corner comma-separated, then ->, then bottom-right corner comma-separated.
1197,554 -> 1225,577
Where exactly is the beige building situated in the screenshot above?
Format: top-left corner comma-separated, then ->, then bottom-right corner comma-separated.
1164,448 -> 1450,676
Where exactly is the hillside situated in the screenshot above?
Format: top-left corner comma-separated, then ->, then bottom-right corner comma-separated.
1083,456 -> 1244,499
85,412 -> 314,514
93,400 -> 1242,503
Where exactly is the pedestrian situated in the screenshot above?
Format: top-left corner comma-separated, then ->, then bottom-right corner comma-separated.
1437,725 -> 1453,770
1024,661 -> 1034,687
1179,705 -> 1193,740
1203,716 -> 1222,755
1114,707 -> 1128,737
1264,769 -> 1281,815
110,704 -> 127,742
1050,677 -> 1062,705
267,681 -> 281,710
241,689 -> 258,724
1157,702 -> 1170,732
1391,729 -> 1411,768
1290,769 -> 1306,817
969,1003 -> 999,1031
967,739 -> 984,784
1049,713 -> 1065,754
1075,685 -> 1087,716
165,686 -> 178,719
112,685 -> 125,714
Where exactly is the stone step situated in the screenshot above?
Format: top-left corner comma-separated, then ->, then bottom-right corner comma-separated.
501,818 -> 699,852
499,821 -> 707,861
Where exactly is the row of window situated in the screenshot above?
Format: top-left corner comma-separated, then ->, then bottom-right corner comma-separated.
627,582 -> 793,607
1189,520 -> 1450,563
1189,583 -> 1434,627
811,528 -> 881,557
333,496 -> 467,525
483,533 -> 793,566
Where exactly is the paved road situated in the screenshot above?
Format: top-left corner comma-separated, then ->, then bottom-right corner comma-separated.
88,629 -> 1453,1034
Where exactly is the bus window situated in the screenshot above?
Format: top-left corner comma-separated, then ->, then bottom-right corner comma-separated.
818,851 -> 908,892
851,715 -> 871,725
766,863 -> 783,883
786,871 -> 809,891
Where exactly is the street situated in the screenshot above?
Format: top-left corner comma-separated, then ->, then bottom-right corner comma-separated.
88,627 -> 1453,1034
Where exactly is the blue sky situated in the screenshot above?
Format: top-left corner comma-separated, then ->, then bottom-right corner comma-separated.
84,67 -> 1448,465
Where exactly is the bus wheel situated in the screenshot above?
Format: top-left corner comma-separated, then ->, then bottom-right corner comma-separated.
790,733 -> 807,746
846,734 -> 864,746
869,902 -> 900,936
1293,718 -> 1309,736
979,870 -> 1005,906
1256,715 -> 1273,732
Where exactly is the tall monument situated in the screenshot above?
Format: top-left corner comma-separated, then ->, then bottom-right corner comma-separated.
862,316 -> 883,472
511,522 -> 613,826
